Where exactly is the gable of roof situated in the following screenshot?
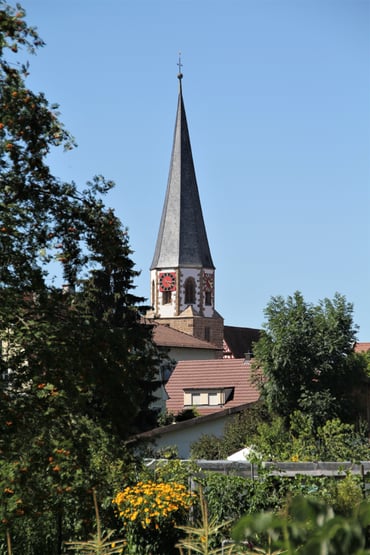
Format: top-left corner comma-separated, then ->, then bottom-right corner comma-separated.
166,358 -> 260,415
223,325 -> 261,358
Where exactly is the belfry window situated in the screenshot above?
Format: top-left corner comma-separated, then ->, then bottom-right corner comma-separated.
163,291 -> 172,305
184,277 -> 196,304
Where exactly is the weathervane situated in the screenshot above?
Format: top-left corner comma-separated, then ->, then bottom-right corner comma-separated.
177,52 -> 183,80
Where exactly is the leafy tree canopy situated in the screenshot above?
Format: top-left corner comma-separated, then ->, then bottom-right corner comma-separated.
0,0 -> 163,436
252,291 -> 366,423
0,2 -> 165,549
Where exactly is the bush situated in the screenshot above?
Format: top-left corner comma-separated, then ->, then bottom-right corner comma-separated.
190,434 -> 224,460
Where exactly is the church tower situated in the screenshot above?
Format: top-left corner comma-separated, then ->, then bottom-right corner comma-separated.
148,69 -> 224,350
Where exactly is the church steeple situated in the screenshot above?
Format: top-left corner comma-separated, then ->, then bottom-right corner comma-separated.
148,69 -> 223,350
150,74 -> 214,271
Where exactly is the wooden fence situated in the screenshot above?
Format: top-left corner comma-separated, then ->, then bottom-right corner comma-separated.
194,460 -> 370,479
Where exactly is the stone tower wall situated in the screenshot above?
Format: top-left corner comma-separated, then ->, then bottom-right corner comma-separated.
154,315 -> 224,357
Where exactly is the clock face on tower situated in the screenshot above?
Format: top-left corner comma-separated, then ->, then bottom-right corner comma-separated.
159,272 -> 176,292
203,273 -> 214,291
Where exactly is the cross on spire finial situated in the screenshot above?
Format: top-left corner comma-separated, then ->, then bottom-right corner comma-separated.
177,52 -> 183,80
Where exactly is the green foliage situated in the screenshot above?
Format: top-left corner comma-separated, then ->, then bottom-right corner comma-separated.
65,490 -> 126,555
232,496 -> 370,555
191,402 -> 370,464
176,408 -> 200,422
220,403 -> 271,459
252,417 -> 290,461
334,473 -> 364,517
0,417 -> 138,554
151,458 -> 200,485
317,419 -> 370,462
190,403 -> 270,460
176,487 -> 234,555
288,411 -> 317,461
0,2 -> 165,552
191,435 -> 224,460
253,291 -> 364,423
361,350 -> 370,377
202,474 -> 255,531
253,414 -> 370,462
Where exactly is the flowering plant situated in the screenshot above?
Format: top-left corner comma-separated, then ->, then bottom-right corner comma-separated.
113,480 -> 195,554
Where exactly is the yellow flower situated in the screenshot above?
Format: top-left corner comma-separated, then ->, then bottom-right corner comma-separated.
112,480 -> 195,530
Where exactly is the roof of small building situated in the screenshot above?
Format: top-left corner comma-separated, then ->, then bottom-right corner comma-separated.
355,342 -> 370,353
223,325 -> 261,358
152,322 -> 220,351
166,358 -> 260,415
129,401 -> 257,442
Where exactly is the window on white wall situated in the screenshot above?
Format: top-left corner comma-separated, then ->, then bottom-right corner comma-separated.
162,291 -> 172,304
184,277 -> 195,304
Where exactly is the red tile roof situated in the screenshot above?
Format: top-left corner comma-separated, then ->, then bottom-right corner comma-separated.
223,326 -> 261,358
166,358 -> 260,416
355,342 -> 370,353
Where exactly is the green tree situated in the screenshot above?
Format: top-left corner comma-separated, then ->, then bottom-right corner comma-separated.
190,402 -> 271,460
0,2 -> 164,552
253,291 -> 365,423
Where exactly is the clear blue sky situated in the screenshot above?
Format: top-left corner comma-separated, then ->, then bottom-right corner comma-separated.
17,0 -> 370,340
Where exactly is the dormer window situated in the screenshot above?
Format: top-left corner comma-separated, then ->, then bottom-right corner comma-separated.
183,388 -> 234,407
184,277 -> 195,304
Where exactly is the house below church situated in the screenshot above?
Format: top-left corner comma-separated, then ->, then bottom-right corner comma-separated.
165,357 -> 260,417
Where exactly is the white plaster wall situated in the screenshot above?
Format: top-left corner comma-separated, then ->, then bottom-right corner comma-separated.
203,305 -> 214,318
149,416 -> 229,459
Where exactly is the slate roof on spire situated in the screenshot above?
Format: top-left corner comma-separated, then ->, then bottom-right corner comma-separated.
150,77 -> 215,270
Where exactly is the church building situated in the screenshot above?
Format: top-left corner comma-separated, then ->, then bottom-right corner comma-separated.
146,70 -> 224,352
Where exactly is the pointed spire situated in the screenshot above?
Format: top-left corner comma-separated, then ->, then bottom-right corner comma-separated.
150,70 -> 214,270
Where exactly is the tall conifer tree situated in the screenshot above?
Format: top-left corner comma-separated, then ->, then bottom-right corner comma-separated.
0,2 -> 163,550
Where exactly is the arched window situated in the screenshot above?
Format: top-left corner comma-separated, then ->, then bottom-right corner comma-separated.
184,277 -> 196,305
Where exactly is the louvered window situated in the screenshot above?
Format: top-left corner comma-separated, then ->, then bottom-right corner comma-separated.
184,277 -> 195,304
163,290 -> 171,304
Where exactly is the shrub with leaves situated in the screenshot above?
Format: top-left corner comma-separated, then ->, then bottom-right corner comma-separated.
232,496 -> 370,555
65,490 -> 126,555
0,1 -> 164,552
176,487 -> 235,555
